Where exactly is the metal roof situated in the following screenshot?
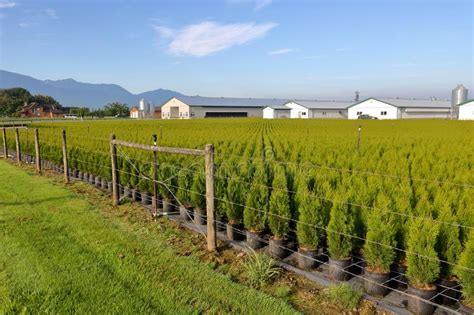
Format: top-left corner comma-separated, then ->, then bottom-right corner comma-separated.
347,97 -> 451,109
264,104 -> 292,110
458,99 -> 474,106
291,100 -> 352,109
174,96 -> 289,108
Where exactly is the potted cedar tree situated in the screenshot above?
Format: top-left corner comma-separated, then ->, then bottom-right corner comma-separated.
456,231 -> 474,313
267,165 -> 291,258
243,166 -> 268,249
224,175 -> 245,241
405,216 -> 440,315
362,193 -> 397,297
190,168 -> 206,225
327,194 -> 355,281
176,167 -> 194,221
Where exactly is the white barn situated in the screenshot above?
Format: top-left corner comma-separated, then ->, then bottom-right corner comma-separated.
160,96 -> 288,119
263,105 -> 291,119
458,100 -> 474,120
285,100 -> 350,119
347,98 -> 451,120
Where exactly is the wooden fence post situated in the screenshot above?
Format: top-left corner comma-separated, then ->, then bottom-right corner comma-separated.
110,134 -> 119,206
205,144 -> 217,252
34,128 -> 41,173
2,127 -> 7,158
15,128 -> 21,164
62,129 -> 69,183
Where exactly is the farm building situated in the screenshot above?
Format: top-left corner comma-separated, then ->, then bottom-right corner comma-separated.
263,105 -> 291,119
285,100 -> 350,119
458,100 -> 474,120
347,98 -> 451,120
160,96 -> 288,119
18,102 -> 64,118
130,106 -> 139,119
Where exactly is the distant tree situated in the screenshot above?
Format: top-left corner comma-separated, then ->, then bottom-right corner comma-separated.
70,107 -> 90,117
0,87 -> 32,116
104,102 -> 129,117
30,94 -> 61,107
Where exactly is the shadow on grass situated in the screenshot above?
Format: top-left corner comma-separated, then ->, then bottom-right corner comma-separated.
0,196 -> 72,207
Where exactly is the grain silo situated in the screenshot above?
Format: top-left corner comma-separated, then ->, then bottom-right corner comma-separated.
451,84 -> 468,119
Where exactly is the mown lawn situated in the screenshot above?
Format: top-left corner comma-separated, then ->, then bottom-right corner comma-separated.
0,160 -> 297,314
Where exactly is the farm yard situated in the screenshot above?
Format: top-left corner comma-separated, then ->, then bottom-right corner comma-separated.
2,118 -> 474,314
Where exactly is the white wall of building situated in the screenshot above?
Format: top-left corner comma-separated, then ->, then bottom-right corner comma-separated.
348,99 -> 398,120
191,106 -> 263,118
161,98 -> 191,119
263,107 -> 291,119
263,107 -> 275,119
459,101 -> 474,120
311,109 -> 347,119
285,102 -> 309,118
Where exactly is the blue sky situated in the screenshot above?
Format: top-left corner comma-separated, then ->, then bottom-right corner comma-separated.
0,0 -> 472,100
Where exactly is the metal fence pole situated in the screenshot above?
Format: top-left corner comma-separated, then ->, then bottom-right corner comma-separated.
205,144 -> 216,252
34,128 -> 41,173
110,134 -> 119,206
152,134 -> 158,217
2,127 -> 7,158
62,130 -> 69,183
15,128 -> 21,164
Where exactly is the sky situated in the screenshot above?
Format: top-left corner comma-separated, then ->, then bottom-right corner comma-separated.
0,0 -> 473,100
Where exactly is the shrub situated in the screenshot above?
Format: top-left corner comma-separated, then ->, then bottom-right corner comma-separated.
323,283 -> 362,310
243,165 -> 268,232
267,165 -> 290,239
224,175 -> 245,224
190,168 -> 206,209
363,193 -> 397,273
243,251 -> 280,289
406,215 -> 440,288
158,162 -> 177,200
327,194 -> 355,260
296,175 -> 324,250
456,231 -> 474,305
176,166 -> 193,207
435,195 -> 461,278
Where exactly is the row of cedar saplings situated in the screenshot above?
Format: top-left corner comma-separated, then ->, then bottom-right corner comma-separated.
17,134 -> 474,315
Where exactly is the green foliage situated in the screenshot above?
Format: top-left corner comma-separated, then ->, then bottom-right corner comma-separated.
176,167 -> 194,207
103,102 -> 129,117
224,175 -> 245,224
268,165 -> 291,239
327,194 -> 355,259
322,283 -> 362,310
158,163 -> 177,200
190,168 -> 206,209
406,216 -> 440,287
274,285 -> 292,299
0,87 -> 32,116
456,232 -> 474,305
244,165 -> 268,232
363,193 -> 397,273
243,251 -> 280,289
296,173 -> 324,249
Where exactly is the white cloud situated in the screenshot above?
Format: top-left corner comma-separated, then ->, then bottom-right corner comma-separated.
228,0 -> 272,11
0,1 -> 15,9
154,21 -> 277,57
268,48 -> 294,55
18,22 -> 29,28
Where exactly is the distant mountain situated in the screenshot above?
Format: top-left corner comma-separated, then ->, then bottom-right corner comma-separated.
0,70 -> 184,108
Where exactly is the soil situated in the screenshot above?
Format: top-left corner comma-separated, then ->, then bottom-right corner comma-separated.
366,266 -> 390,274
411,282 -> 437,291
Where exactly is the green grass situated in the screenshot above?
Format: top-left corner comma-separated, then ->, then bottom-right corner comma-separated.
0,160 -> 298,314
321,284 -> 363,311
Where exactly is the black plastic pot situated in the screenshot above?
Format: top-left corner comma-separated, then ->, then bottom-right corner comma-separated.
123,186 -> 131,198
95,176 -> 101,188
100,178 -> 107,189
89,175 -> 95,185
364,268 -> 390,297
226,223 -> 243,241
216,215 -> 226,232
162,199 -> 174,213
391,264 -> 408,290
179,205 -> 192,221
328,258 -> 352,281
193,208 -> 206,225
269,238 -> 288,259
246,231 -> 264,249
77,171 -> 83,179
297,247 -> 317,270
131,189 -> 140,202
83,173 -> 89,182
107,182 -> 112,194
438,278 -> 459,305
406,284 -> 437,315
141,192 -> 151,205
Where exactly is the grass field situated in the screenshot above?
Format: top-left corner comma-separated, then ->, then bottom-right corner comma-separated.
0,159 -> 298,314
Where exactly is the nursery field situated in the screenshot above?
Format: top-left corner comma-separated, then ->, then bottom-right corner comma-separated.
3,118 -> 474,309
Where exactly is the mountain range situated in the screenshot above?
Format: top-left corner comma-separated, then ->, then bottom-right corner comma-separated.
0,70 -> 185,108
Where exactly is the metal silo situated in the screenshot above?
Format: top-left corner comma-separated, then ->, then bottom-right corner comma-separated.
139,98 -> 146,111
451,85 -> 468,119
